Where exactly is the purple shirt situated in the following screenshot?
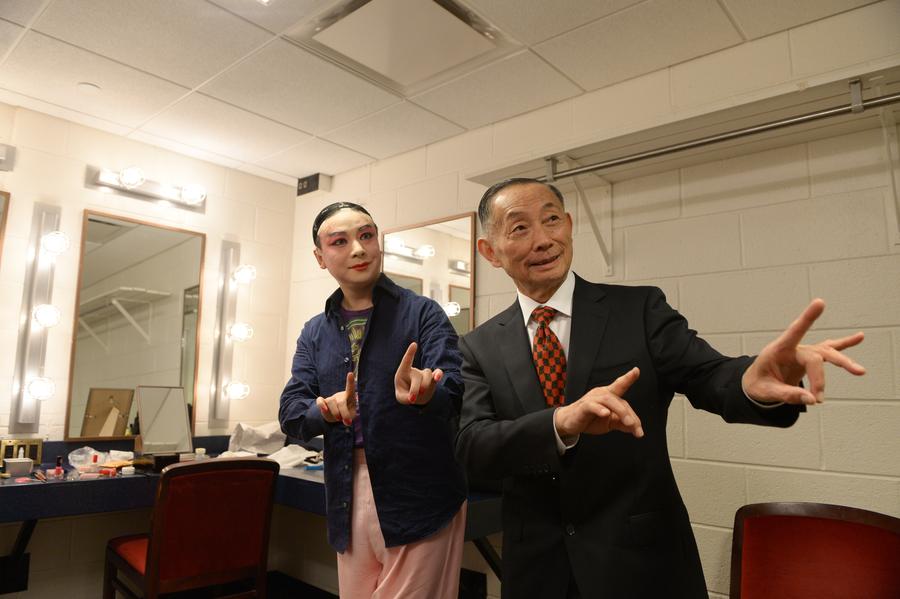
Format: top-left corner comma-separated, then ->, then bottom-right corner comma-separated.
340,306 -> 372,447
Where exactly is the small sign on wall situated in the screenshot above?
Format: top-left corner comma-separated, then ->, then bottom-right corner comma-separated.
297,173 -> 333,196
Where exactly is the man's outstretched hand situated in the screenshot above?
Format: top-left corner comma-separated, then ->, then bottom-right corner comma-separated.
742,299 -> 865,405
554,367 -> 645,438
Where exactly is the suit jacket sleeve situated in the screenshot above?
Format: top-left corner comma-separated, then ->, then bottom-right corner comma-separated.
644,287 -> 801,426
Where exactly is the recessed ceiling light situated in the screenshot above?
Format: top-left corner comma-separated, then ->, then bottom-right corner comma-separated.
76,82 -> 101,94
255,0 -> 271,6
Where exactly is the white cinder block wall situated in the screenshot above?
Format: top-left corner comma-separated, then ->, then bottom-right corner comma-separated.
283,4 -> 900,596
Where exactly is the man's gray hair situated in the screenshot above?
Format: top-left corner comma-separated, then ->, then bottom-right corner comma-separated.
477,178 -> 565,233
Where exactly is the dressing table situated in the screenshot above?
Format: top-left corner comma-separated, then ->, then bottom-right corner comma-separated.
0,436 -> 502,594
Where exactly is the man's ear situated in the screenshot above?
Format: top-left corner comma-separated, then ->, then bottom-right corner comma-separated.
313,247 -> 326,270
477,237 -> 502,268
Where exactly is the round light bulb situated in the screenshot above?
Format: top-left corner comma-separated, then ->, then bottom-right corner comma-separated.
32,304 -> 61,328
180,183 -> 207,205
414,244 -> 436,259
385,237 -> 406,253
40,231 -> 70,255
232,264 -> 257,285
27,377 -> 55,401
443,301 -> 461,317
225,381 -> 250,400
118,166 -> 145,189
228,322 -> 254,342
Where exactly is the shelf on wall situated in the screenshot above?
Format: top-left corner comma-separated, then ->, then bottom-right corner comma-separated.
78,286 -> 171,348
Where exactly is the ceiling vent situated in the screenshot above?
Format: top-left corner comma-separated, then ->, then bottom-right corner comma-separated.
286,0 -> 518,96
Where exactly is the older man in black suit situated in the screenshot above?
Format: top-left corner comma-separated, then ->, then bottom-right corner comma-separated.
455,178 -> 866,598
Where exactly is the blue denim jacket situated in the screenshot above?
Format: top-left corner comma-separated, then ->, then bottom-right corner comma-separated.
279,275 -> 467,552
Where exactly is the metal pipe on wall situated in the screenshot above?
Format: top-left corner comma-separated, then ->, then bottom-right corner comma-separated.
538,90 -> 900,183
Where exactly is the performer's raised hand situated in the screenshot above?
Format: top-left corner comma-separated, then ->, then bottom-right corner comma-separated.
395,342 -> 443,405
317,371 -> 357,425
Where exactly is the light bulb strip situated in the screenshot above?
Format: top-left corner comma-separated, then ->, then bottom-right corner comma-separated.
211,241 -> 241,421
92,167 -> 207,212
11,203 -> 63,430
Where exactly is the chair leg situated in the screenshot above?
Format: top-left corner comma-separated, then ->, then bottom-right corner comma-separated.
102,552 -> 117,599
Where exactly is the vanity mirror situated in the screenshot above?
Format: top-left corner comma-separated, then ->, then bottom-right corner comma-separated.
65,212 -> 204,440
382,213 -> 475,335
136,386 -> 193,455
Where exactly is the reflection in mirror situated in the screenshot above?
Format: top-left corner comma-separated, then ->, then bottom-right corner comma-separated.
136,386 -> 193,454
180,285 -> 199,406
0,191 -> 8,267
383,213 -> 475,335
66,212 -> 204,440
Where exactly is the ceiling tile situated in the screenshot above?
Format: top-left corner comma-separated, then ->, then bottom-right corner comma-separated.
201,39 -> 400,134
256,138 -> 373,178
0,32 -> 189,128
323,102 -> 463,159
0,18 -> 23,56
32,0 -> 273,87
207,0 -> 331,33
139,93 -> 311,163
128,129 -> 243,170
0,0 -> 46,26
534,0 -> 742,91
465,0 -> 644,45
721,0 -> 877,39
0,87 -> 132,137
236,163 -> 298,187
411,50 -> 581,129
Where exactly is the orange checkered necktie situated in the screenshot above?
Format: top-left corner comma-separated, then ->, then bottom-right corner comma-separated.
531,306 -> 567,407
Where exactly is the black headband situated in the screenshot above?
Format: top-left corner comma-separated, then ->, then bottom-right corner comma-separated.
311,201 -> 373,247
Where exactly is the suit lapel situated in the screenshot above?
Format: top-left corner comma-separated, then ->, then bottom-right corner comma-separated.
565,276 -> 610,403
497,300 -> 548,415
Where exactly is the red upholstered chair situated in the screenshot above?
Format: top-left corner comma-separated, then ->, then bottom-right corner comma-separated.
103,458 -> 279,599
731,502 -> 900,599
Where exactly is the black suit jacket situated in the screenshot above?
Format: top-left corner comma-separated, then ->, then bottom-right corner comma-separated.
457,277 -> 801,599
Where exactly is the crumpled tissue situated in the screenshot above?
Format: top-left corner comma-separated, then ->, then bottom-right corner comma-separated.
227,421 -> 285,455
217,450 -> 257,458
265,444 -> 319,469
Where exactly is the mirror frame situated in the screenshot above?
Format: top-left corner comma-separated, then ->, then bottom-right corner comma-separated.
381,212 -> 476,333
0,190 -> 9,267
64,210 -> 206,441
